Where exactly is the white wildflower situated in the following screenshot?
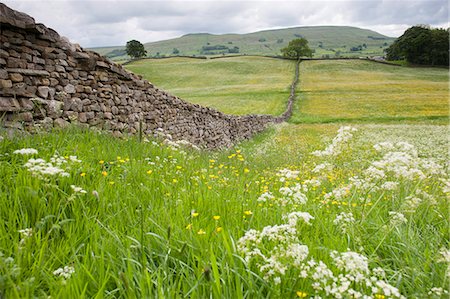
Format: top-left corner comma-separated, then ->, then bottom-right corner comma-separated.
284,211 -> 315,226
428,287 -> 448,297
53,266 -> 75,279
312,126 -> 357,157
277,168 -> 300,180
380,181 -> 399,190
312,162 -> 333,173
13,148 -> 38,155
284,243 -> 309,266
257,192 -> 274,202
333,212 -> 355,234
403,196 -> 422,213
332,251 -> 369,278
18,228 -> 33,245
388,211 -> 408,226
70,185 -> 87,194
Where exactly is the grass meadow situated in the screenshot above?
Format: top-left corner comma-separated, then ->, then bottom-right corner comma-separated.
125,57 -> 294,115
1,57 -> 448,298
293,60 -> 449,124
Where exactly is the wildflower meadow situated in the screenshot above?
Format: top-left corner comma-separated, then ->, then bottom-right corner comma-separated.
0,123 -> 448,298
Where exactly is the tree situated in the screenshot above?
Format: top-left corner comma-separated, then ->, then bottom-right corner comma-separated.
281,38 -> 313,60
172,48 -> 180,55
126,40 -> 147,59
386,25 -> 449,66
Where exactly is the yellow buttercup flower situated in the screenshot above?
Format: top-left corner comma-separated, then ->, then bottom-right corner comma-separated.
101,171 -> 108,176
244,168 -> 250,173
244,210 -> 253,216
146,170 -> 153,174
99,160 -> 104,164
197,229 -> 206,235
296,291 -> 307,298
213,215 -> 220,220
216,227 -> 222,233
80,172 -> 86,177
185,224 -> 192,230
191,211 -> 199,217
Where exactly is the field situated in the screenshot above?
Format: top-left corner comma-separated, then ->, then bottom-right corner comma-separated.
1,57 -> 449,298
91,26 -> 394,60
293,60 -> 449,123
126,57 -> 294,115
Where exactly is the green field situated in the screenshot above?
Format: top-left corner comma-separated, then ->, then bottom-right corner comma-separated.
91,26 -> 394,60
126,57 -> 294,115
293,60 -> 449,123
1,57 -> 449,298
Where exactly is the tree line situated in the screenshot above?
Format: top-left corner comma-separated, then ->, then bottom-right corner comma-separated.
386,25 -> 449,66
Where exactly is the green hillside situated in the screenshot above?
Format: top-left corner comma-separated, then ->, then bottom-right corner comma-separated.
90,26 -> 394,60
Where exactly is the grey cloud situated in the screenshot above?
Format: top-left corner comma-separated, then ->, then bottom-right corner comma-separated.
2,0 -> 449,47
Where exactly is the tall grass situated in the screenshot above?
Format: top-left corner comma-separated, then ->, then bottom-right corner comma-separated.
0,124 -> 447,298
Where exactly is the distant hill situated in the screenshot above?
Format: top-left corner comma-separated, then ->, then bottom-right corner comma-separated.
90,26 -> 395,60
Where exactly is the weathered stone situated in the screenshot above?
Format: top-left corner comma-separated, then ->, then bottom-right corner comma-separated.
6,57 -> 27,68
85,111 -> 95,120
55,65 -> 65,72
19,98 -> 34,110
0,49 -> 9,58
15,112 -> 33,122
32,56 -> 45,64
64,84 -> 75,94
5,68 -> 50,76
9,73 -> 23,82
0,4 -> 35,29
41,78 -> 50,86
46,100 -> 63,118
74,51 -> 90,59
37,86 -> 49,98
54,118 -> 70,128
111,106 -> 119,115
0,79 -> 13,88
0,69 -> 8,79
96,61 -> 109,68
0,97 -> 21,111
49,78 -> 59,86
90,103 -> 101,112
78,112 -> 87,123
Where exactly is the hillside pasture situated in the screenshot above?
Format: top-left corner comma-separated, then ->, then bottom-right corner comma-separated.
90,26 -> 393,60
125,56 -> 295,115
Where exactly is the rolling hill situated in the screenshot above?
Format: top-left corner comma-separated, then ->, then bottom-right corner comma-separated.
90,26 -> 395,60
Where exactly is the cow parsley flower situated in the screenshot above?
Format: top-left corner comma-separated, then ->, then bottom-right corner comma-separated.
53,266 -> 75,280
70,185 -> 87,194
333,212 -> 355,234
284,211 -> 315,226
388,211 -> 408,226
13,148 -> 38,155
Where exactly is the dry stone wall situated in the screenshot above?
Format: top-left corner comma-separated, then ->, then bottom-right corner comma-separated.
0,4 -> 282,149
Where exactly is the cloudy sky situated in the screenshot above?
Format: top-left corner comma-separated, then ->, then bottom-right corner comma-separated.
3,0 -> 449,48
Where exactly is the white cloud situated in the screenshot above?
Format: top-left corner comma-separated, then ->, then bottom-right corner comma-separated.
2,0 -> 448,47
